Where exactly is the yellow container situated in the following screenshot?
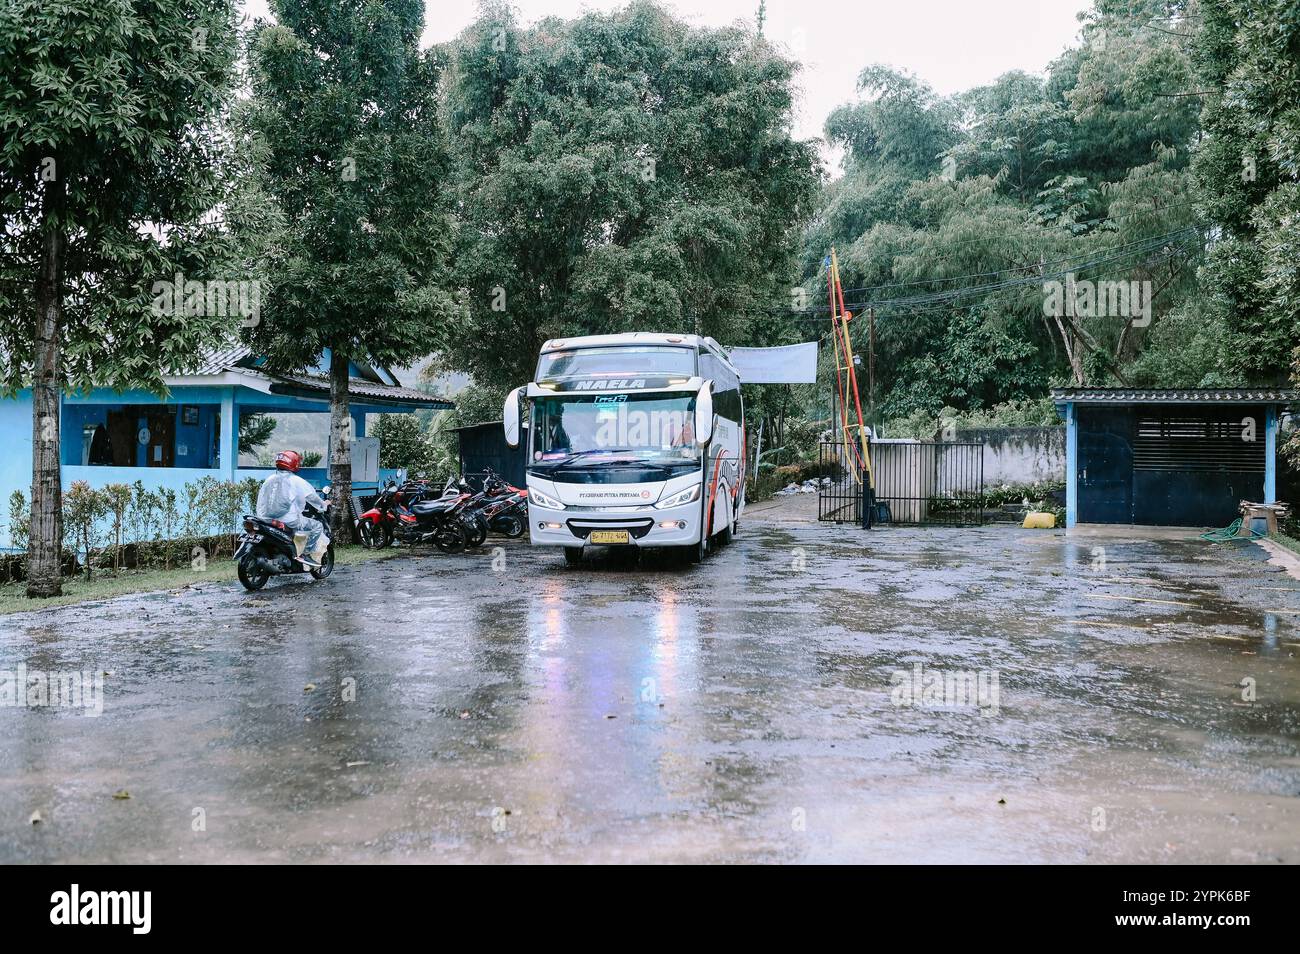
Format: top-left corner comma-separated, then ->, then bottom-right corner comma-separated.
1022,511 -> 1056,529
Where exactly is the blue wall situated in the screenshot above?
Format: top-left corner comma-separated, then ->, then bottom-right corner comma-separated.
0,393 -> 34,548
2,379 -> 418,549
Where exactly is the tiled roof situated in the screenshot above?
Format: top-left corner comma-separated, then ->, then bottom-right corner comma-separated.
163,344 -> 449,408
169,344 -> 254,376
1051,387 -> 1299,404
267,372 -> 453,409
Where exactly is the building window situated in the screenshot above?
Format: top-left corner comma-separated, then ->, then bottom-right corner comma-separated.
62,403 -> 221,469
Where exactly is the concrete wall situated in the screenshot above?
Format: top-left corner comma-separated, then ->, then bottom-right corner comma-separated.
955,426 -> 1066,487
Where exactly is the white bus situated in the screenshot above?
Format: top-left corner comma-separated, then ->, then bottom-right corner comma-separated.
502,333 -> 744,564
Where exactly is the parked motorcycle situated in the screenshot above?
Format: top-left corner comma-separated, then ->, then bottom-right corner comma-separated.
461,469 -> 528,538
388,480 -> 471,553
356,472 -> 522,552
235,490 -> 334,591
356,478 -> 433,549
441,476 -> 491,547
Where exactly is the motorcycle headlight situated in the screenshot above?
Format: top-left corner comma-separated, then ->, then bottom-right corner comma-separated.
655,483 -> 702,509
528,488 -> 565,510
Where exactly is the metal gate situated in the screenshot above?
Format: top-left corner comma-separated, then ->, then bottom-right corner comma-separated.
817,441 -> 865,523
819,440 -> 985,526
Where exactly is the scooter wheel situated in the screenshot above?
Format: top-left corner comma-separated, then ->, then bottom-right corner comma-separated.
310,545 -> 335,580
238,554 -> 270,591
434,527 -> 466,553
358,520 -> 391,549
495,514 -> 525,538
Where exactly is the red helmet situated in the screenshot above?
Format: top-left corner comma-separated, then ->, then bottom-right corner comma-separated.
274,450 -> 303,472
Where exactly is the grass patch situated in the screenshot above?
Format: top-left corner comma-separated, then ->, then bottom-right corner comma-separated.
0,545 -> 400,616
1270,531 -> 1300,559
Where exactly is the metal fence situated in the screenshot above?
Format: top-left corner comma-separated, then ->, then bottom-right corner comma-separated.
818,440 -> 986,527
817,441 -> 865,523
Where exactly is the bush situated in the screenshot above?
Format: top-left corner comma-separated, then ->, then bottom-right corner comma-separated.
373,413 -> 440,477
7,490 -> 29,551
882,397 -> 1060,439
63,481 -> 108,581
929,479 -> 1066,521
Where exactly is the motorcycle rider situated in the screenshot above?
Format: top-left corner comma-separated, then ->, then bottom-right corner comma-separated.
256,450 -> 330,567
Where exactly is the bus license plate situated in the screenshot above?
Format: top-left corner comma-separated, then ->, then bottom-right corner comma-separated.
589,530 -> 630,545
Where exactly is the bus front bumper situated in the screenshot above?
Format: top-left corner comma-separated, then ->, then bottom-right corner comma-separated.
528,500 -> 702,548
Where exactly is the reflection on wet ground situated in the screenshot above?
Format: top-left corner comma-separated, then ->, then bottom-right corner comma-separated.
1,511 -> 1298,863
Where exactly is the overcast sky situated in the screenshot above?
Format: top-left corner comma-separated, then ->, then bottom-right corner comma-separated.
242,0 -> 1091,160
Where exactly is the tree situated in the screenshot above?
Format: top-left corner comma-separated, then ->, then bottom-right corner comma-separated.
0,1 -> 240,597
798,0 -> 1208,422
441,0 -> 821,390
62,480 -> 106,581
1191,0 -> 1300,384
240,0 -> 460,545
238,413 -> 277,456
371,413 -> 437,476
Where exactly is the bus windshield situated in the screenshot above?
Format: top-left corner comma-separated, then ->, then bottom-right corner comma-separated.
531,393 -> 700,472
536,346 -> 696,381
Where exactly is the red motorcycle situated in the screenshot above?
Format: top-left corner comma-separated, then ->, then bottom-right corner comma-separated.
356,479 -> 462,551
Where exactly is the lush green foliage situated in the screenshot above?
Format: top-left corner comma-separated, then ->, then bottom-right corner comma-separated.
238,0 -> 460,376
371,413 -> 440,477
439,0 -> 821,388
1191,0 -> 1299,388
0,0 -> 242,392
801,1 -> 1215,431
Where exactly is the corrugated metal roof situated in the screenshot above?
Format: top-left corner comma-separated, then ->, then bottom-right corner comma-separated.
1051,387 -> 1299,405
267,372 -> 453,409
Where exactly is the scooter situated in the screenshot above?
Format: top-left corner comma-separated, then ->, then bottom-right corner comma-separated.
234,491 -> 334,591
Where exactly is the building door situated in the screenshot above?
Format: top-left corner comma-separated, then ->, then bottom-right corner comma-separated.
1077,407 -> 1133,523
144,409 -> 175,467
1131,406 -> 1265,526
106,410 -> 136,466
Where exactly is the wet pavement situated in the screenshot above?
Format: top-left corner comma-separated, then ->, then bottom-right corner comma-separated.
2,501 -> 1299,863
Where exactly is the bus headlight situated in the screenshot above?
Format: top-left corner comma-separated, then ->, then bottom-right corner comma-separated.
529,489 -> 565,510
655,484 -> 701,509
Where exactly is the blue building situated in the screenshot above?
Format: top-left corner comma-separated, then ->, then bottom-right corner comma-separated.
1,345 -> 450,547
1052,387 -> 1296,528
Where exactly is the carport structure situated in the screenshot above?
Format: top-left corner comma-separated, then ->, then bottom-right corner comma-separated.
1053,387 -> 1297,528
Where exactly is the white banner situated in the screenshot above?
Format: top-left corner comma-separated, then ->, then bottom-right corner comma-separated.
726,342 -> 819,384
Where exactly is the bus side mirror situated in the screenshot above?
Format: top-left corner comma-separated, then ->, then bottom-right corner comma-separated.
695,382 -> 714,445
503,386 -> 524,448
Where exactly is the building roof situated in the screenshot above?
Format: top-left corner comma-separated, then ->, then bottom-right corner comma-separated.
163,343 -> 450,409
173,344 -> 255,376
266,372 -> 453,410
1051,387 -> 1299,405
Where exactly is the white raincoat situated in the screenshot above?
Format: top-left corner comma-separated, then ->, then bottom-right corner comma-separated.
256,470 -> 329,559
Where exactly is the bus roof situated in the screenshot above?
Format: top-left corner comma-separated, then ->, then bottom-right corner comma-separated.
539,333 -> 736,371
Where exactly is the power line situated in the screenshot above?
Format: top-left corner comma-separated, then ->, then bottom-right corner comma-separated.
774,232 -> 1199,319
830,225 -> 1199,302
815,198 -> 1200,294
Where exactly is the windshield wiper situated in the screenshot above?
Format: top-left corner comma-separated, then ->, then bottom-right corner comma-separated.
539,450 -> 681,476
